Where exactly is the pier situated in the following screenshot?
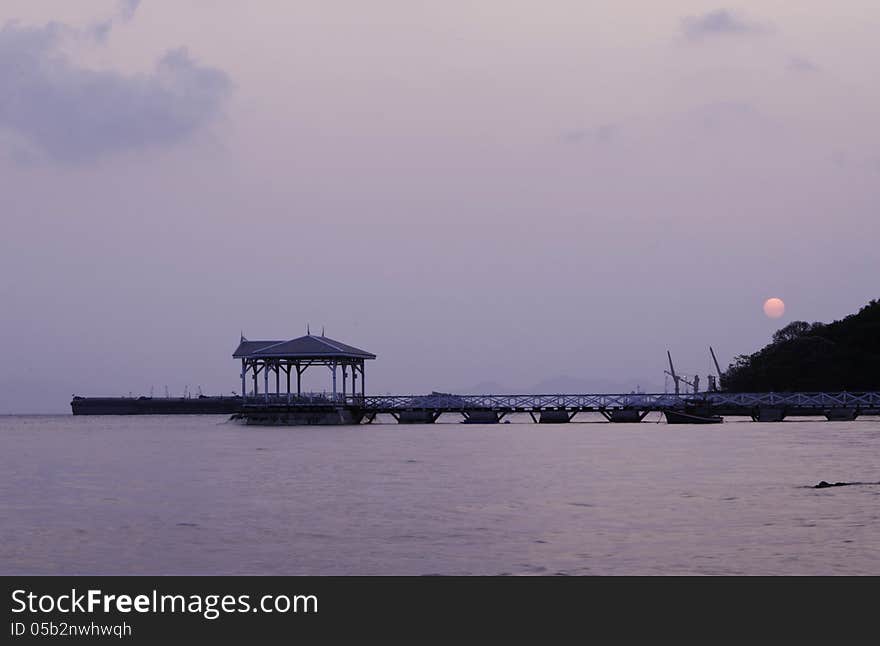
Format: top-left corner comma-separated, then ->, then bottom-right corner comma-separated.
69,333 -> 880,421
237,390 -> 880,425
231,333 -> 880,425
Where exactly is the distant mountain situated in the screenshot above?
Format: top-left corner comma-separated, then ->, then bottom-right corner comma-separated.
527,375 -> 660,395
449,375 -> 662,395
722,298 -> 880,392
451,380 -> 513,394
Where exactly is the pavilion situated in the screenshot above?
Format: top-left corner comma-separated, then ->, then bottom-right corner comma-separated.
233,333 -> 376,403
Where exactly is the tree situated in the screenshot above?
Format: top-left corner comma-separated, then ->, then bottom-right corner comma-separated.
720,299 -> 880,391
771,321 -> 813,345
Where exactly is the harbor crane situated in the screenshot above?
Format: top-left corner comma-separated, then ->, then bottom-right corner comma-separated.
709,346 -> 723,391
665,350 -> 681,394
665,350 -> 699,394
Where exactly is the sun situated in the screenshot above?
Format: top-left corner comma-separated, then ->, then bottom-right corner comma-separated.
763,297 -> 785,319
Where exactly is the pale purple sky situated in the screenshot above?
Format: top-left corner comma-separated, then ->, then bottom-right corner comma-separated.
1,1 -> 878,412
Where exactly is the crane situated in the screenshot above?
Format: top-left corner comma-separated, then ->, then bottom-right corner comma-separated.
665,350 -> 699,395
709,346 -> 723,390
665,350 -> 680,394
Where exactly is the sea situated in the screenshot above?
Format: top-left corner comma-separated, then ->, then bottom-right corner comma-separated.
2,413 -> 879,576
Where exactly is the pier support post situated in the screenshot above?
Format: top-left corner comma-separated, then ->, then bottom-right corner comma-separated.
461,411 -> 501,424
539,410 -> 572,423
600,409 -> 646,423
825,408 -> 858,421
752,408 -> 786,422
396,411 -> 441,424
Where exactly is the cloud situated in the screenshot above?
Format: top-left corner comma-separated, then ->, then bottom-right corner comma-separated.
89,0 -> 141,41
787,57 -> 819,73
561,124 -> 618,145
681,9 -> 767,41
685,101 -> 780,135
120,0 -> 141,22
832,151 -> 880,174
0,21 -> 230,162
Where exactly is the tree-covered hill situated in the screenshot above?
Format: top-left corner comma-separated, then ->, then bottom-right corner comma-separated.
722,299 -> 880,392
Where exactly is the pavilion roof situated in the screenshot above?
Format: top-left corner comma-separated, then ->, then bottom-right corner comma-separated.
233,335 -> 376,360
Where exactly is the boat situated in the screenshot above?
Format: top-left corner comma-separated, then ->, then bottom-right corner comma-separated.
70,395 -> 242,415
663,409 -> 723,424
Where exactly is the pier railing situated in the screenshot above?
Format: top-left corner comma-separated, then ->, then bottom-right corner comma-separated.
240,390 -> 880,412
702,391 -> 880,408
356,393 -> 683,410
353,391 -> 880,412
243,392 -> 350,406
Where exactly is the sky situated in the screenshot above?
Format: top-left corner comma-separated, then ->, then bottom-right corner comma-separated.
0,1 -> 878,412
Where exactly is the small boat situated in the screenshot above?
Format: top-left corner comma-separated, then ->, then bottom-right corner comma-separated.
663,409 -> 723,424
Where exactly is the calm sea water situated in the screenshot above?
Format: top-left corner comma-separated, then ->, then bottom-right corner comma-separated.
2,414 -> 879,575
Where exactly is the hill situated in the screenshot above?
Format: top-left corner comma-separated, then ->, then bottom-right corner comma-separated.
722,299 -> 880,392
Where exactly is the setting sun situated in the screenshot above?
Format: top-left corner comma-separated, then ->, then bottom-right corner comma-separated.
763,297 -> 785,319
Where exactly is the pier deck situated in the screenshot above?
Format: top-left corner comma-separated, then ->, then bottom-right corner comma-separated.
236,391 -> 880,424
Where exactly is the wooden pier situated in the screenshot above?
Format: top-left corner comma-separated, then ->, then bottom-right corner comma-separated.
69,334 -> 880,422
232,332 -> 880,425
235,391 -> 880,425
